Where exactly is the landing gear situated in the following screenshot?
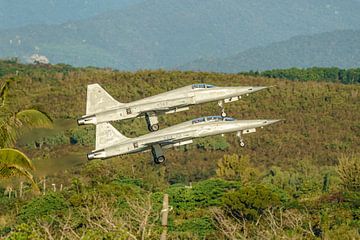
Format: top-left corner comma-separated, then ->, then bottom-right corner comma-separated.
145,112 -> 159,132
155,156 -> 166,164
218,100 -> 227,118
151,144 -> 165,164
150,123 -> 159,132
237,131 -> 245,147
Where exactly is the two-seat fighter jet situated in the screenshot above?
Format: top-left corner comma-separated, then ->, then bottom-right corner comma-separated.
77,83 -> 268,131
87,116 -> 281,164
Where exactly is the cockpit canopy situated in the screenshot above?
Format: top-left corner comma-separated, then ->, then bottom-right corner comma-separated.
192,84 -> 215,89
192,116 -> 236,124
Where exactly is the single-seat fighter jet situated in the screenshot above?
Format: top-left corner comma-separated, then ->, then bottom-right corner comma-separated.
87,116 -> 281,164
77,83 -> 268,131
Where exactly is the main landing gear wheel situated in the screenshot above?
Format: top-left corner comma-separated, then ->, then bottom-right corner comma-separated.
240,141 -> 245,147
155,156 -> 166,164
151,144 -> 165,164
221,110 -> 227,118
149,124 -> 159,132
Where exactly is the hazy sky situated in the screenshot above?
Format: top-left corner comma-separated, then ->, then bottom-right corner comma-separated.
0,0 -> 143,29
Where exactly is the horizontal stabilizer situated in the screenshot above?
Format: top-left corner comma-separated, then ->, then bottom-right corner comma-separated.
96,123 -> 130,150
86,84 -> 124,115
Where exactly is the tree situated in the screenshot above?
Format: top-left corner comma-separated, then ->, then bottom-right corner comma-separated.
0,80 -> 52,192
221,184 -> 287,221
0,149 -> 39,191
216,154 -> 259,183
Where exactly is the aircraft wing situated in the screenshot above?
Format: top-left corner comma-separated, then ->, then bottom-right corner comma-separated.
143,138 -> 176,148
132,97 -> 194,114
143,131 -> 194,148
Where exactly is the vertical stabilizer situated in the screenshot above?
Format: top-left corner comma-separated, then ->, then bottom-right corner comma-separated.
86,84 -> 124,115
96,123 -> 130,150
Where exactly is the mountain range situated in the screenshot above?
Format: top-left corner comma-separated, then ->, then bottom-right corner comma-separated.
179,30 -> 360,73
0,0 -> 359,70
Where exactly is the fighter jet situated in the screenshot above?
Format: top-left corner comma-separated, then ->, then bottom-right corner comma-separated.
87,116 -> 282,164
77,83 -> 268,131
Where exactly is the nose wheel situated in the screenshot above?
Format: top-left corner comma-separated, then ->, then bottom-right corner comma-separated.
237,131 -> 245,147
145,112 -> 160,132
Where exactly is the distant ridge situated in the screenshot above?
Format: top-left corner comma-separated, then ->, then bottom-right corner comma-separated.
179,30 -> 360,73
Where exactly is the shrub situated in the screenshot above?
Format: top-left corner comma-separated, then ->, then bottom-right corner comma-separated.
167,179 -> 239,212
222,184 -> 289,221
3,223 -> 42,240
216,154 -> 259,182
196,136 -> 229,151
18,193 -> 68,222
69,126 -> 95,146
337,155 -> 360,191
173,217 -> 215,238
82,229 -> 129,240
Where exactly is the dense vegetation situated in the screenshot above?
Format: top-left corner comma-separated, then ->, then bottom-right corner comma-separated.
1,0 -> 360,70
241,67 -> 360,84
180,30 -> 360,73
0,61 -> 359,239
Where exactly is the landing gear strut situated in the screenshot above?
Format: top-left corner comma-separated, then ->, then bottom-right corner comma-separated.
218,100 -> 227,118
145,112 -> 159,132
152,144 -> 165,164
237,131 -> 245,147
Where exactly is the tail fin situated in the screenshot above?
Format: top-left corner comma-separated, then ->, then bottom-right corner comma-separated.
96,123 -> 130,150
86,84 -> 124,115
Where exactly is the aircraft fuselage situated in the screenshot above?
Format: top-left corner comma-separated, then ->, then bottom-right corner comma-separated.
78,84 -> 267,125
88,117 -> 280,160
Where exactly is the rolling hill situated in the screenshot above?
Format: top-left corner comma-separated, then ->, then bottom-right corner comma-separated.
0,60 -> 359,178
179,30 -> 360,73
0,0 -> 360,70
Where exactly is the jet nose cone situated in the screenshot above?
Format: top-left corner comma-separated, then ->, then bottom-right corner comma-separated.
231,86 -> 268,96
263,119 -> 283,125
249,86 -> 268,92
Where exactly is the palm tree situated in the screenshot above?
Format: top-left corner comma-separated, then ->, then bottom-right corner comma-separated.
0,148 -> 39,192
0,80 -> 52,193
0,109 -> 53,147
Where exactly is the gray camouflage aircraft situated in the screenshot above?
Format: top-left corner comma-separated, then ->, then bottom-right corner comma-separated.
87,116 -> 281,164
77,83 -> 268,131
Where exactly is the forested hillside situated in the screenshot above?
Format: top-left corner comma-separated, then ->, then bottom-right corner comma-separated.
241,67 -> 360,84
1,0 -> 360,69
0,61 -> 359,239
180,30 -> 360,73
